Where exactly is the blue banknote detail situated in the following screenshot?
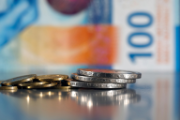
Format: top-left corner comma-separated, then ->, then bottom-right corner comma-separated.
86,0 -> 112,24
0,0 -> 38,48
174,0 -> 180,71
174,1 -> 180,119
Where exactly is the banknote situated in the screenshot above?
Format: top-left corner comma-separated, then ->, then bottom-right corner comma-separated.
0,0 -> 179,73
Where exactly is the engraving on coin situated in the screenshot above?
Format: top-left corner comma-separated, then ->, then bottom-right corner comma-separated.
70,81 -> 126,89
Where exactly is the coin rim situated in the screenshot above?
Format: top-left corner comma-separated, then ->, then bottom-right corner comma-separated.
77,69 -> 141,79
26,82 -> 57,89
70,81 -> 126,89
1,74 -> 37,86
36,74 -> 69,82
18,81 -> 48,87
71,73 -> 136,83
0,86 -> 18,90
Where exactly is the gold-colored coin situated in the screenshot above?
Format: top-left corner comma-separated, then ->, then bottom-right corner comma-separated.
53,86 -> 71,89
1,74 -> 36,86
26,82 -> 57,89
0,86 -> 18,90
18,81 -> 48,87
67,82 -> 70,86
42,82 -> 58,88
36,74 -> 69,82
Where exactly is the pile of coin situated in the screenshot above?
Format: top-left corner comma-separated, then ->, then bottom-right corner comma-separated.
70,68 -> 141,89
0,69 -> 142,90
0,74 -> 70,90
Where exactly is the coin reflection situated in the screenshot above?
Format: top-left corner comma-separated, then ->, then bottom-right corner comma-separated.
0,88 -> 140,119
71,89 -> 140,107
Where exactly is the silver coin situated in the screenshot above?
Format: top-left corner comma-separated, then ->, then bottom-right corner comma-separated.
70,81 -> 126,89
71,73 -> 136,83
77,69 -> 141,79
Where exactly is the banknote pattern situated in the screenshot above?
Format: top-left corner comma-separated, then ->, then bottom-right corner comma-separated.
0,0 -> 179,72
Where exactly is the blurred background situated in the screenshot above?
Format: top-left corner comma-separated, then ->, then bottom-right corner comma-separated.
0,1 -> 180,120
0,0 -> 179,75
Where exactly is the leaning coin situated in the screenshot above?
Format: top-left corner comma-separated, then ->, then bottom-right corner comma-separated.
0,86 -> 18,90
70,81 -> 126,89
1,74 -> 36,86
18,81 -> 48,87
77,68 -> 141,79
71,73 -> 136,83
26,82 -> 57,89
36,74 -> 69,82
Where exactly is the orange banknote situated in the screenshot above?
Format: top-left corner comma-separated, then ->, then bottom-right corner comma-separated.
20,25 -> 117,65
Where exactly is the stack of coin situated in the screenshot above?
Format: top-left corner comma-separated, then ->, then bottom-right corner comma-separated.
70,68 -> 141,89
0,74 -> 71,90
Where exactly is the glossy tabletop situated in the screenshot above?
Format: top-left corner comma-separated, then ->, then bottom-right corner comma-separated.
0,72 -> 179,120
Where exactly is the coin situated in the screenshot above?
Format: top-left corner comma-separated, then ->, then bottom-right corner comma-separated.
53,86 -> 71,89
77,69 -> 141,79
71,73 -> 136,83
0,86 -> 18,90
36,74 -> 69,82
70,81 -> 126,89
18,81 -> 48,87
26,82 -> 57,89
1,74 -> 36,86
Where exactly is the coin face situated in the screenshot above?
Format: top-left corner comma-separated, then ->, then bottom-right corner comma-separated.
0,86 -> 18,90
36,74 -> 69,82
1,74 -> 36,86
71,73 -> 136,83
70,81 -> 126,89
77,69 -> 141,79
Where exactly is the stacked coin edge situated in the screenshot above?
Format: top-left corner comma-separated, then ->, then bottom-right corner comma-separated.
70,68 -> 141,89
